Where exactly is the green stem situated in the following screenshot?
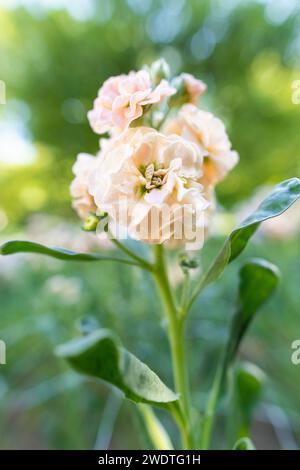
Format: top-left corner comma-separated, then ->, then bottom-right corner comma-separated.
179,272 -> 190,317
152,244 -> 192,449
157,106 -> 172,131
200,345 -> 231,449
111,237 -> 153,272
200,362 -> 223,449
200,321 -> 239,448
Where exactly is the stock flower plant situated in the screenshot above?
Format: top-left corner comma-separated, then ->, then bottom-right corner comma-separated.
1,59 -> 300,450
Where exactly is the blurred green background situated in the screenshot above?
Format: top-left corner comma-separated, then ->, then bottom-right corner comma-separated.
0,0 -> 300,450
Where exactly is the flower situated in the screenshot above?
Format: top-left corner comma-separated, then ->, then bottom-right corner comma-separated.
70,153 -> 98,219
181,73 -> 207,104
89,128 -> 210,247
164,104 -> 239,185
88,70 -> 175,134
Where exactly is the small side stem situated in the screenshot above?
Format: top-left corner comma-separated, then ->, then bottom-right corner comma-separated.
152,244 -> 193,449
200,362 -> 223,449
156,107 -> 172,131
111,238 -> 153,272
200,345 -> 230,449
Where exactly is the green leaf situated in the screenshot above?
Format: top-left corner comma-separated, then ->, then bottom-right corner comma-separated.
226,258 -> 280,364
191,178 -> 300,300
55,329 -> 178,409
235,362 -> 265,413
199,259 -> 278,449
0,240 -> 140,267
228,362 -> 265,444
137,404 -> 174,450
233,437 -> 255,450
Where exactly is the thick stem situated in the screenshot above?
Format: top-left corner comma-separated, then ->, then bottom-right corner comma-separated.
153,244 -> 192,449
179,272 -> 190,317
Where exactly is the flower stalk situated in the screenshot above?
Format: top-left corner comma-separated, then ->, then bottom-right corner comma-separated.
152,244 -> 193,449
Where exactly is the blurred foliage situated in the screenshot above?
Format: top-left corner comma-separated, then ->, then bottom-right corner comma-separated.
0,0 -> 300,450
1,234 -> 300,449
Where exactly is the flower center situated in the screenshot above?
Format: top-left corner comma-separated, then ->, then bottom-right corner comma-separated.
144,163 -> 168,191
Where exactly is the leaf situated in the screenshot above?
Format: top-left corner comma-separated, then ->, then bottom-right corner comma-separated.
191,178 -> 300,299
0,240 -> 139,267
200,259 -> 278,449
226,258 -> 280,364
55,329 -> 179,409
137,404 -> 174,450
235,362 -> 265,413
228,362 -> 265,444
233,437 -> 255,450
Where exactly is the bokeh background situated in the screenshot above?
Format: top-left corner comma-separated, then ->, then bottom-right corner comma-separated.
0,0 -> 300,449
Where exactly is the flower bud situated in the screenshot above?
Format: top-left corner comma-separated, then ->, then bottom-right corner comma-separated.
150,58 -> 171,85
169,73 -> 207,108
82,213 -> 99,231
168,76 -> 188,108
179,253 -> 199,272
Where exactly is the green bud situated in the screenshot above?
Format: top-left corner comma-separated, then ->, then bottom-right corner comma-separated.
150,58 -> 171,85
168,76 -> 189,108
179,253 -> 199,271
82,213 -> 99,232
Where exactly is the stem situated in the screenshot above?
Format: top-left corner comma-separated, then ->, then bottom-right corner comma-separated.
200,346 -> 230,449
157,107 -> 172,131
152,244 -> 193,449
137,404 -> 174,450
200,319 -> 239,448
110,237 -> 153,272
179,272 -> 190,317
200,362 -> 223,449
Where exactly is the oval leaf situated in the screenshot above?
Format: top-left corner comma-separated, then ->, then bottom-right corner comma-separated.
226,258 -> 280,364
200,259 -> 278,449
233,437 -> 255,450
192,178 -> 300,299
137,404 -> 174,450
235,362 -> 265,413
228,362 -> 265,443
0,240 -> 139,266
55,329 -> 178,409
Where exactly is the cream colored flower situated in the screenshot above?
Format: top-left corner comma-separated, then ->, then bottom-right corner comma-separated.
164,104 -> 239,185
70,153 -> 98,219
88,70 -> 175,134
89,128 -> 209,247
181,73 -> 207,104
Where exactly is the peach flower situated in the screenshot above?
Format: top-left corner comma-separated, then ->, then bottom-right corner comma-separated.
70,153 -> 98,219
88,128 -> 209,247
181,73 -> 207,104
88,70 -> 175,134
164,104 -> 239,185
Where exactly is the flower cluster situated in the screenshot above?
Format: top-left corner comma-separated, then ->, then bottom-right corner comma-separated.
71,60 -> 238,248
